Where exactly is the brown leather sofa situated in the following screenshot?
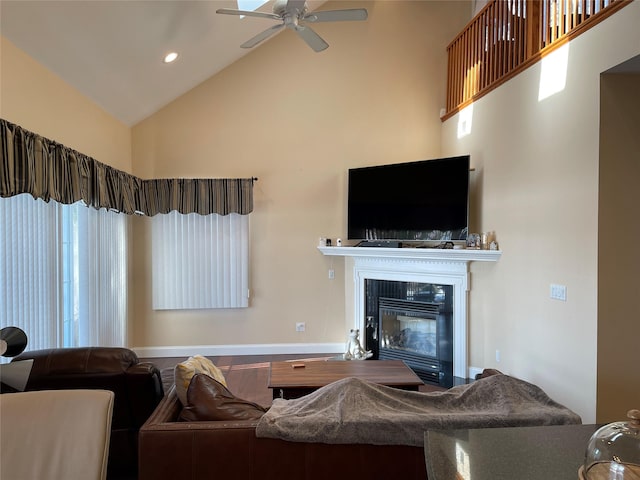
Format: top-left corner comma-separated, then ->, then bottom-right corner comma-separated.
139,385 -> 427,480
11,347 -> 164,479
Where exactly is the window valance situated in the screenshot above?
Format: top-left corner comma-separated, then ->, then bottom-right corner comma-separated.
0,119 -> 254,216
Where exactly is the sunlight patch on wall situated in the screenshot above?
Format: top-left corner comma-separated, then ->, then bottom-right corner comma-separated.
538,43 -> 570,101
457,104 -> 474,139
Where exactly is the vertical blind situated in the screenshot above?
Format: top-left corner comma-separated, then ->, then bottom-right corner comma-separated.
1,194 -> 127,350
151,212 -> 249,309
73,204 -> 128,345
1,195 -> 59,350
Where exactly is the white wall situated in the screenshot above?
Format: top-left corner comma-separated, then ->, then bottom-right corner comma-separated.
440,1 -> 640,422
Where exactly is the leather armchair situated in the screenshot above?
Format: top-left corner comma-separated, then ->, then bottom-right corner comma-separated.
11,347 -> 163,479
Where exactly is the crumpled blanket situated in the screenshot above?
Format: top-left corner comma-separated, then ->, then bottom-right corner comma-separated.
256,374 -> 581,447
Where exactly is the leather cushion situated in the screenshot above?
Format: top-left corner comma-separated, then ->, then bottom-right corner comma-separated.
179,374 -> 267,422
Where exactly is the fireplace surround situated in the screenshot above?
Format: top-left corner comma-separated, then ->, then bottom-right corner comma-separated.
318,246 -> 501,382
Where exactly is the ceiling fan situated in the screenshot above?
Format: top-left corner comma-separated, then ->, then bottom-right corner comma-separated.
216,0 -> 368,52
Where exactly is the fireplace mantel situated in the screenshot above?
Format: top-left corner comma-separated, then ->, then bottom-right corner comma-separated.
317,246 -> 501,262
318,245 -> 501,381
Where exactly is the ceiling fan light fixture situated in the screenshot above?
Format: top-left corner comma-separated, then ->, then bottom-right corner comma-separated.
163,52 -> 179,64
216,0 -> 367,52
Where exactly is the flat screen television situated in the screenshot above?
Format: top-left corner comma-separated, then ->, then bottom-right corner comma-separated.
347,155 -> 470,243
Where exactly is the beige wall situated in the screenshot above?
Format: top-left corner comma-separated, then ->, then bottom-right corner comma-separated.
597,73 -> 640,422
0,36 -> 131,172
440,2 -> 640,423
130,1 -> 471,351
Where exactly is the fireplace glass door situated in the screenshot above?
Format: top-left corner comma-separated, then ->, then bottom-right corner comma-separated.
365,280 -> 454,387
380,299 -> 439,358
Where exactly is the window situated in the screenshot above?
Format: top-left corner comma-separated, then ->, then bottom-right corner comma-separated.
151,211 -> 250,310
0,195 -> 128,351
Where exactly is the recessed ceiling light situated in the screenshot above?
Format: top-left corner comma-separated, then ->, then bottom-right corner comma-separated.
163,52 -> 179,64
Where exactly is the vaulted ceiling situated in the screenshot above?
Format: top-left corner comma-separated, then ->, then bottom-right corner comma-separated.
1,0 -> 327,126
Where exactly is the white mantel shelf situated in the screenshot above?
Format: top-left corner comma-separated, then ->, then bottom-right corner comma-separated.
317,246 -> 502,262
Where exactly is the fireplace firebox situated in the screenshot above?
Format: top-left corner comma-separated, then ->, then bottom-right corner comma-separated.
364,280 -> 453,387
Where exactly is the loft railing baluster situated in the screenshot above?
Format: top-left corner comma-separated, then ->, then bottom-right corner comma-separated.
453,38 -> 458,108
544,0 -> 551,47
465,23 -> 470,100
511,2 -> 516,70
498,0 -> 503,77
503,0 -> 509,76
454,38 -> 461,107
450,41 -> 456,110
471,19 -> 475,96
477,16 -> 482,95
506,1 -> 512,73
492,2 -> 498,84
470,17 -> 480,97
446,45 -> 452,111
457,38 -> 463,106
483,11 -> 489,89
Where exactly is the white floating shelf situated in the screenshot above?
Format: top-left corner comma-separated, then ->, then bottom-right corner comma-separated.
317,246 -> 501,262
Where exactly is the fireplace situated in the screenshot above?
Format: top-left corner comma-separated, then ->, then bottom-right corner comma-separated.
317,246 -> 501,384
365,280 -> 453,387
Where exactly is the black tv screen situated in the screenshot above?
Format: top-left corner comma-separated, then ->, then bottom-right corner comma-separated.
347,155 -> 470,242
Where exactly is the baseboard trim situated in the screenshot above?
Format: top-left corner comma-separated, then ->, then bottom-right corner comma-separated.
468,366 -> 483,380
133,343 -> 345,358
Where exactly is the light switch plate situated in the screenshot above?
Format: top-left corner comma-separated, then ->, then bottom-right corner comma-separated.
550,284 -> 567,301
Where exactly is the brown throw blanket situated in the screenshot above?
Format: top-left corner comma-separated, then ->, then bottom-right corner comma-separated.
256,374 -> 581,447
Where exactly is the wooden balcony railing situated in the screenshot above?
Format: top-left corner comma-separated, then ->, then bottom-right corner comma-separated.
444,0 -> 632,120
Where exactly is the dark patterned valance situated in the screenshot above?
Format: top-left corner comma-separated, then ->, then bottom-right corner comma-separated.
0,119 -> 254,216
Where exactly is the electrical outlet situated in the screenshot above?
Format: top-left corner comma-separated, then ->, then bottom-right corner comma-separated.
295,322 -> 305,332
328,269 -> 335,279
550,284 -> 567,301
495,349 -> 501,363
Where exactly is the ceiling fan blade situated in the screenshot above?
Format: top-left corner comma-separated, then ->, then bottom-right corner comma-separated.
295,25 -> 328,52
241,23 -> 285,48
216,8 -> 281,20
304,8 -> 368,23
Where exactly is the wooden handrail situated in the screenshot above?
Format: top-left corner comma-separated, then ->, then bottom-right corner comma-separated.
443,0 -> 632,121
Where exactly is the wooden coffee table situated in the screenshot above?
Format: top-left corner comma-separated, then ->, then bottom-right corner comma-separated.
268,359 -> 423,399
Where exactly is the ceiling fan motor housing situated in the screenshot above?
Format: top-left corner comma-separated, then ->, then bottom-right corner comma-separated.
273,0 -> 305,16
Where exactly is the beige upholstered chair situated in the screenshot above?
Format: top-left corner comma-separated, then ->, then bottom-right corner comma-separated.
0,389 -> 114,480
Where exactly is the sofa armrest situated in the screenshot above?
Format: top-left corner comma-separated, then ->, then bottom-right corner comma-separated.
139,387 -> 260,480
125,362 -> 164,428
141,386 -> 182,425
141,386 -> 259,430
